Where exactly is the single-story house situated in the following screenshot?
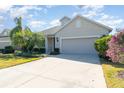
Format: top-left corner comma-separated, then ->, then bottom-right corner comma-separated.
43,15 -> 112,55
0,29 -> 11,49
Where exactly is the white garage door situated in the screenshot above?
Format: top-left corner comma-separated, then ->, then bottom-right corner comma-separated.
61,38 -> 97,55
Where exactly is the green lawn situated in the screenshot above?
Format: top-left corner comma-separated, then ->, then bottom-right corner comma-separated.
100,58 -> 124,88
0,54 -> 44,69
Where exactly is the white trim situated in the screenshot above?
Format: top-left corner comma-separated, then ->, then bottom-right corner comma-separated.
51,38 -> 54,52
61,35 -> 100,40
60,37 -> 62,53
45,36 -> 48,54
0,41 -> 11,42
59,36 -> 99,53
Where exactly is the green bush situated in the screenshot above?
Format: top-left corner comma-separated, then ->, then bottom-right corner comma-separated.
33,48 -> 45,54
0,49 -> 3,53
50,48 -> 60,55
54,48 -> 60,53
94,35 -> 112,57
14,50 -> 22,56
2,46 -> 14,54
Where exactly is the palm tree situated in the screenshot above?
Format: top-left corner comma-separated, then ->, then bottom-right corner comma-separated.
10,17 -> 22,40
10,17 -> 24,50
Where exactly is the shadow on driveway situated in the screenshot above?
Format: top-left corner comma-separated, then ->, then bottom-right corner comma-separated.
50,54 -> 100,64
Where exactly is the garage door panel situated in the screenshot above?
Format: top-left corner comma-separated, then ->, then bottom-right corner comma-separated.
61,38 -> 97,54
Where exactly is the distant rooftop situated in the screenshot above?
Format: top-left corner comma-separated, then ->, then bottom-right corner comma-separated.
0,29 -> 10,37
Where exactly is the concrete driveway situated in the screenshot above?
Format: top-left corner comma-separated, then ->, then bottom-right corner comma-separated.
0,54 -> 106,88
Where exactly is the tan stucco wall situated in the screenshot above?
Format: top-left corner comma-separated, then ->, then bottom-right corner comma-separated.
55,16 -> 110,48
0,37 -> 11,49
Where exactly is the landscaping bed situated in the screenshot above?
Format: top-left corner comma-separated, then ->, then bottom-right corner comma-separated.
100,58 -> 124,88
0,53 -> 46,69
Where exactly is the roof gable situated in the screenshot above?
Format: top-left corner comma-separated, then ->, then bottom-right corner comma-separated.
80,15 -> 112,31
55,15 -> 112,35
42,15 -> 113,35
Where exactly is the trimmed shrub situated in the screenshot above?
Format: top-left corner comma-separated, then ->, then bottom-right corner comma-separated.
0,49 -> 3,53
33,48 -> 45,54
2,46 -> 14,54
50,48 -> 60,55
95,35 -> 112,58
14,50 -> 22,56
40,48 -> 45,53
54,48 -> 60,53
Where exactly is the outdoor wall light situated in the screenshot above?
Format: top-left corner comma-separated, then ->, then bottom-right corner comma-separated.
56,37 -> 59,42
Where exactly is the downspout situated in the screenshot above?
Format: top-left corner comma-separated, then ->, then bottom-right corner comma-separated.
54,37 -> 55,52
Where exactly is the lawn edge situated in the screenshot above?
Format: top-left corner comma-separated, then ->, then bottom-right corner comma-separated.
0,57 -> 45,70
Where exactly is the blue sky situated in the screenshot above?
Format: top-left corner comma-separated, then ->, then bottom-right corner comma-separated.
0,5 -> 124,34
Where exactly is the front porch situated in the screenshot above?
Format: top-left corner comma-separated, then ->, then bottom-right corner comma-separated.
45,35 -> 55,54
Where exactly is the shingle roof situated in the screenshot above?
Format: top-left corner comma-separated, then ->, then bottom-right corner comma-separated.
42,26 -> 61,35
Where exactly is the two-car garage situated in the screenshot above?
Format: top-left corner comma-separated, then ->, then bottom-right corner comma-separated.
60,37 -> 98,55
44,15 -> 112,55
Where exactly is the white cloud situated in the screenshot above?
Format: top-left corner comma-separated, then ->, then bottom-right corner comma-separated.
97,13 -> 123,28
28,20 -> 46,28
0,24 -> 4,27
73,5 -> 104,18
0,24 -> 4,32
82,5 -> 104,18
9,6 -> 43,18
45,5 -> 54,8
0,16 -> 5,24
43,6 -> 55,14
83,10 -> 98,18
0,5 -> 12,13
49,19 -> 61,26
9,7 -> 26,18
28,14 -> 33,18
76,5 -> 103,9
72,12 -> 78,17
82,5 -> 104,10
73,5 -> 124,29
43,8 -> 48,14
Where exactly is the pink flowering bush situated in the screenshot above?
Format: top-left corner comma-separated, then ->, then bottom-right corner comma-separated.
106,29 -> 124,63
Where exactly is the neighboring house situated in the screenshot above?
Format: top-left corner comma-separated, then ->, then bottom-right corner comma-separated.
0,29 -> 11,49
43,15 -> 112,55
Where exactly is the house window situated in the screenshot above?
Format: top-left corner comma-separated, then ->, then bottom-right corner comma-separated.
76,20 -> 81,28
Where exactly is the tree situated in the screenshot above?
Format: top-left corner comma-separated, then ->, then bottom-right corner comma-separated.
10,17 -> 45,53
10,17 -> 24,49
21,27 -> 33,52
10,17 -> 22,40
32,32 -> 45,48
